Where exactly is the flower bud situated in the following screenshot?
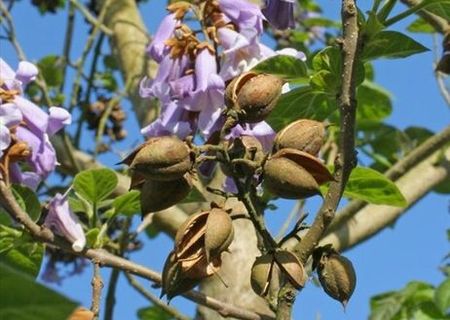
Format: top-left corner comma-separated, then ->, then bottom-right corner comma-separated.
140,174 -> 192,217
225,72 -> 283,123
274,119 -> 326,156
122,136 -> 193,181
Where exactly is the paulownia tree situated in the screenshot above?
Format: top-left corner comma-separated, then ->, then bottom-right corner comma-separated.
0,0 -> 449,319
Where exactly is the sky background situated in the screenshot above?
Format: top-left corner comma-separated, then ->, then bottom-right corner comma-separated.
1,0 -> 449,319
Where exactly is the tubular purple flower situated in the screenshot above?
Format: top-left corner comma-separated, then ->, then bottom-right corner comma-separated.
0,103 -> 22,158
218,0 -> 264,41
15,61 -> 39,86
44,193 -> 86,252
229,121 -> 276,152
48,107 -> 71,136
262,0 -> 296,30
146,13 -> 179,63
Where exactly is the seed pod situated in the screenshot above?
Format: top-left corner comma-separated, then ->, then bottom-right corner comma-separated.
250,254 -> 275,296
124,136 -> 193,181
161,251 -> 199,301
318,252 -> 356,308
274,119 -> 326,156
204,208 -> 234,261
225,136 -> 265,177
225,72 -> 283,123
274,250 -> 306,289
175,211 -> 209,261
140,174 -> 192,217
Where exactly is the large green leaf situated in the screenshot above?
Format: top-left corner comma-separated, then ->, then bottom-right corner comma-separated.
435,278 -> 450,315
12,184 -> 41,222
138,305 -> 175,320
37,55 -> 63,87
112,190 -> 141,217
252,54 -> 308,82
343,167 -> 407,206
363,31 -> 428,60
357,81 -> 392,126
73,168 -> 118,204
266,86 -> 336,132
0,225 -> 44,278
0,262 -> 78,320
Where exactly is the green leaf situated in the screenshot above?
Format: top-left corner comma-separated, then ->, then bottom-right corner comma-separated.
407,18 -> 435,33
11,184 -> 41,222
85,228 -> 100,248
343,167 -> 407,206
73,168 -> 118,204
422,0 -> 450,21
267,86 -> 336,132
112,190 -> 141,216
0,262 -> 78,319
37,55 -> 63,87
357,81 -> 392,126
0,226 -> 44,277
435,278 -> 450,315
370,291 -> 403,320
363,31 -> 429,60
252,54 -> 308,82
138,305 -> 174,320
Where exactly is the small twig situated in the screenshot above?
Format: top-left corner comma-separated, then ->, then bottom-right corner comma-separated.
59,1 -> 76,93
90,262 -> 104,319
125,273 -> 191,320
70,0 -> 113,36
400,0 -> 450,34
275,201 -> 304,242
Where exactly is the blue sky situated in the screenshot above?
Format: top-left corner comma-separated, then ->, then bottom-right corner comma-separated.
1,0 -> 449,319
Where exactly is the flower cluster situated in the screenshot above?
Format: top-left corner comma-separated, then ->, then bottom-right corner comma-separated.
0,58 -> 71,189
140,0 -> 304,151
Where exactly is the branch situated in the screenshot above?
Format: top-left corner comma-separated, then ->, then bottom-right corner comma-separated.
321,146 -> 450,251
0,179 -> 271,320
124,273 -> 191,320
275,0 -> 360,318
103,0 -> 159,127
400,0 -> 450,34
90,262 -> 103,319
327,124 -> 450,234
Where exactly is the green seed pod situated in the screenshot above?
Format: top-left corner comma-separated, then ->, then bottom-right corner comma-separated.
274,119 -> 326,156
140,174 -> 192,217
318,252 -> 356,308
129,136 -> 193,181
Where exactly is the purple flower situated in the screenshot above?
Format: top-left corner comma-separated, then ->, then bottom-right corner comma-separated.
44,193 -> 86,252
146,13 -> 179,63
229,121 -> 276,152
218,0 -> 264,42
262,0 -> 296,30
0,103 -> 22,158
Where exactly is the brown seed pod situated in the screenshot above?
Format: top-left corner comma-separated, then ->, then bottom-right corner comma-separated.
140,174 -> 192,217
318,251 -> 356,308
225,72 -> 283,123
122,136 -> 193,181
274,250 -> 306,289
264,156 -> 321,199
204,208 -> 234,261
273,148 -> 333,185
161,251 -> 200,301
274,119 -> 326,156
250,254 -> 275,296
175,211 -> 209,260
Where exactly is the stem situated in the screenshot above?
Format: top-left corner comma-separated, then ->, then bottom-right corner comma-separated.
60,1 -> 76,93
103,268 -> 120,320
275,0 -> 360,317
384,1 -> 430,26
90,262 -> 104,319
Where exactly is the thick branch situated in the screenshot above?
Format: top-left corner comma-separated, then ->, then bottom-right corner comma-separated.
275,0 -> 360,318
327,124 -> 450,234
0,179 -> 270,320
103,0 -> 159,127
321,147 -> 450,251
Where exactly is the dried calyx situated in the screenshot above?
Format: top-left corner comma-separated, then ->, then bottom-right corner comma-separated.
161,205 -> 234,299
313,246 -> 356,308
263,148 -> 333,199
250,250 -> 306,297
224,135 -> 265,177
273,119 -> 326,156
225,72 -> 283,123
